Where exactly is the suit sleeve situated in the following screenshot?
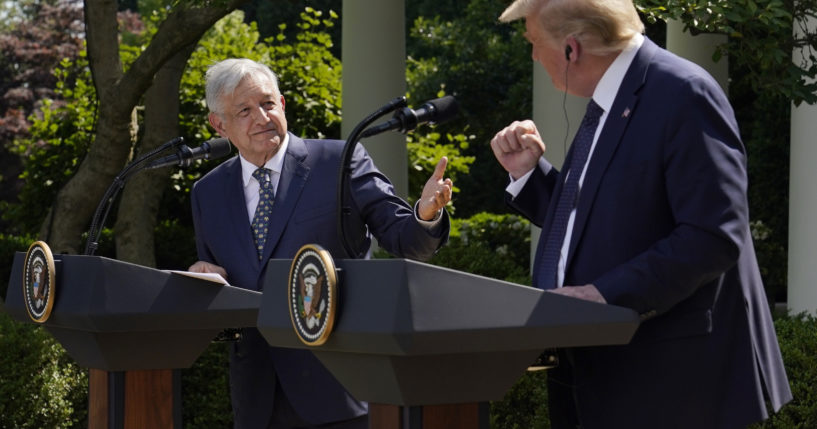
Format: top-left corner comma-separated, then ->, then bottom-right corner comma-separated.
347,143 -> 449,261
594,76 -> 748,317
507,160 -> 560,228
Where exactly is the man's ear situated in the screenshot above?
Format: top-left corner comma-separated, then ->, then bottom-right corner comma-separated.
208,112 -> 226,137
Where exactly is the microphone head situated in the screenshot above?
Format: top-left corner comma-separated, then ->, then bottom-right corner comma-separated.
205,138 -> 232,160
425,95 -> 459,125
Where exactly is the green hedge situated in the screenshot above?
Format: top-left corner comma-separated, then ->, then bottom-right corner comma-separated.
2,216 -> 816,427
427,212 -> 532,285
181,342 -> 232,428
0,312 -> 87,428
1,234 -> 88,428
750,313 -> 817,429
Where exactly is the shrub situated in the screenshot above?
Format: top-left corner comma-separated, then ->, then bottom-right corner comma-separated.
427,211 -> 532,284
181,342 -> 232,428
0,312 -> 88,428
751,312 -> 817,428
0,234 -> 88,428
490,369 -> 550,429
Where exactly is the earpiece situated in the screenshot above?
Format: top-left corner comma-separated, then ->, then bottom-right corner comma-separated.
564,45 -> 573,61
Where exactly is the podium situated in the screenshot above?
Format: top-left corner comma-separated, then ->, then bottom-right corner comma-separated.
258,258 -> 640,428
3,253 -> 640,428
2,253 -> 262,428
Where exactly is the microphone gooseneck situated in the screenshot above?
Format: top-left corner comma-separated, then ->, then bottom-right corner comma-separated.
146,138 -> 232,169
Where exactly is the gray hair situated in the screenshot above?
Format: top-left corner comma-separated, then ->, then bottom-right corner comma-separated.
205,58 -> 280,115
500,0 -> 644,55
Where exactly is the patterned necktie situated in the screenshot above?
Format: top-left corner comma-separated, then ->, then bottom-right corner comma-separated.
251,167 -> 274,260
536,99 -> 604,289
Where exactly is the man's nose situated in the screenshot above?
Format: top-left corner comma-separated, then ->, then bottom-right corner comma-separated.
250,105 -> 269,122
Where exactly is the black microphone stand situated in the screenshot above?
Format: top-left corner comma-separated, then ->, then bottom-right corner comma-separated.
83,137 -> 184,256
336,96 -> 408,258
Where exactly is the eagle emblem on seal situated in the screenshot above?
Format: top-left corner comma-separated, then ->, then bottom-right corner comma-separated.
298,264 -> 326,329
288,244 -> 338,346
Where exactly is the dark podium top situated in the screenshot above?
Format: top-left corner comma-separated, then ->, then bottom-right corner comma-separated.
258,258 -> 640,406
4,253 -> 261,371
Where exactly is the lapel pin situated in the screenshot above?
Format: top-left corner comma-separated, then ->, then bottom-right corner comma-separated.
621,107 -> 631,118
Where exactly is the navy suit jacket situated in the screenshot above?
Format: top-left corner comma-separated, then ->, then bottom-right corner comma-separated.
511,38 -> 791,428
191,133 -> 449,426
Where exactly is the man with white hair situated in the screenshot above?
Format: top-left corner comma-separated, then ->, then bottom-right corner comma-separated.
189,58 -> 453,428
490,0 -> 792,427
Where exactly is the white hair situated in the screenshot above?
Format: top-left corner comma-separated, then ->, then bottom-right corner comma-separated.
205,58 -> 280,115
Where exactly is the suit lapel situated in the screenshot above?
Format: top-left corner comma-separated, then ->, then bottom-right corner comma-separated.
222,157 -> 261,267
566,39 -> 658,267
259,133 -> 310,260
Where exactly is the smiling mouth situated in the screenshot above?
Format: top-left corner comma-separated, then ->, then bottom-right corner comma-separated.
255,129 -> 278,137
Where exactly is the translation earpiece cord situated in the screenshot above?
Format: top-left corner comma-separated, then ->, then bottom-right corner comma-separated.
563,61 -> 570,156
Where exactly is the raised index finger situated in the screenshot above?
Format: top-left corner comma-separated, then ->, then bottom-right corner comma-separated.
432,156 -> 448,180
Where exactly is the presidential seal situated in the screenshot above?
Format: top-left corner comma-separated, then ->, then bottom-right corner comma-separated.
22,241 -> 56,323
288,244 -> 338,346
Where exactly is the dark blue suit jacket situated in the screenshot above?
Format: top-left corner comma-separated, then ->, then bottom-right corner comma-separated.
191,133 -> 449,426
511,38 -> 791,428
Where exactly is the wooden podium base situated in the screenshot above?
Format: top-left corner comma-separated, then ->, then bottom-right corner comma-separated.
89,370 -> 483,428
88,369 -> 180,429
369,403 -> 489,429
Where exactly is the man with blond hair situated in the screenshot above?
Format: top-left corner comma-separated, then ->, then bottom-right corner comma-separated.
490,0 -> 792,427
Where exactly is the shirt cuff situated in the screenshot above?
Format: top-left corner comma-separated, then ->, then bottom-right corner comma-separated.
506,167 -> 535,198
414,201 -> 443,226
506,158 -> 548,198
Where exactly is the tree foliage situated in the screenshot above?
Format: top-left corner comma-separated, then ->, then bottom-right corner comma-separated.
406,0 -> 531,216
638,0 -> 815,106
0,0 -> 83,122
4,54 -> 96,235
0,0 -> 85,232
34,0 -> 249,255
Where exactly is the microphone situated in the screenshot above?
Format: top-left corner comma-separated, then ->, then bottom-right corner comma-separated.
146,138 -> 232,169
360,95 -> 459,138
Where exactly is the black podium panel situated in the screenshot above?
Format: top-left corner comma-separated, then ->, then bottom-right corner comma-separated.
258,258 -> 640,405
5,253 -> 262,370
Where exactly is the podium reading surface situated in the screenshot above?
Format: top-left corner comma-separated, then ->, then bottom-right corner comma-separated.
258,258 -> 640,406
5,253 -> 261,370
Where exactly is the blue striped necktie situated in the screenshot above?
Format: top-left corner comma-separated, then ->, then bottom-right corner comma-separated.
251,167 -> 274,259
536,99 -> 604,289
